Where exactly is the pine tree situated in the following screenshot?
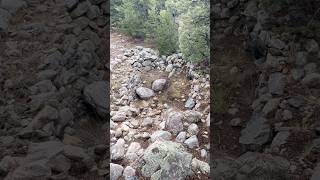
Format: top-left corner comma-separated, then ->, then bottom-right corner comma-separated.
154,10 -> 179,55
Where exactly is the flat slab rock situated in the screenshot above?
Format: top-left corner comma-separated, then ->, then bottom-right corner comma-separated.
83,81 -> 108,118
212,152 -> 290,179
239,113 -> 271,149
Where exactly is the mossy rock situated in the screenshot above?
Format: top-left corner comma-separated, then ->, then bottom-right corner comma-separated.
140,140 -> 193,180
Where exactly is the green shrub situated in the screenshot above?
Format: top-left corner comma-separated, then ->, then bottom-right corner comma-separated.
111,0 -> 210,64
117,0 -> 149,37
154,10 -> 179,55
178,3 -> 209,63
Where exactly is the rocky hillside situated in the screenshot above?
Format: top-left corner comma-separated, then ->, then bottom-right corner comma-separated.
212,0 -> 320,179
0,0 -> 108,179
110,32 -> 210,179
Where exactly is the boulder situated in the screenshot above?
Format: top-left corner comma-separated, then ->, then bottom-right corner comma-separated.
163,109 -> 184,135
135,87 -> 155,99
152,79 -> 167,91
141,141 -> 192,179
239,113 -> 271,149
83,81 -> 108,118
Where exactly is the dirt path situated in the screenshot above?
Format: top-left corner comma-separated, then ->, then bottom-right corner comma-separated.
110,32 -> 210,179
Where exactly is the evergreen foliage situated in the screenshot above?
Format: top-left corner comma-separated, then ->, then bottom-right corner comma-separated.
111,0 -> 210,63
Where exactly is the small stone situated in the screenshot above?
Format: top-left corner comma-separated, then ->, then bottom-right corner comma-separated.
230,66 -> 239,74
295,51 -> 307,66
63,145 -> 88,161
282,110 -> 293,120
163,109 -> 184,135
184,135 -> 199,148
123,166 -> 136,179
176,131 -> 187,143
228,108 -> 239,115
191,158 -> 210,174
152,79 -> 167,91
142,117 -> 153,127
270,131 -> 290,152
302,73 -> 320,87
110,163 -> 124,180
230,118 -> 241,127
268,73 -> 286,95
64,0 -> 79,10
166,64 -> 173,72
136,87 -> 155,99
70,1 -> 90,18
185,97 -> 195,109
187,123 -> 199,135
291,68 -> 304,81
304,63 -> 317,74
262,98 -> 280,116
184,110 -> 202,123
150,130 -> 172,142
125,142 -> 142,161
287,96 -> 305,108
111,138 -> 125,160
0,156 -> 17,175
200,149 -> 207,158
305,39 -> 319,54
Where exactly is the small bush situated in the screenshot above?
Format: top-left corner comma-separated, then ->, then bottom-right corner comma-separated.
178,4 -> 210,63
154,10 -> 179,55
117,0 -> 149,37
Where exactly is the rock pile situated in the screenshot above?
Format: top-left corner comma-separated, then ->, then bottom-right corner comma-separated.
0,0 -> 108,179
110,34 -> 210,179
213,0 -> 320,178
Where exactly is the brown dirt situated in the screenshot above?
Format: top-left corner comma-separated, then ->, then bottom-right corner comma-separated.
211,35 -> 257,158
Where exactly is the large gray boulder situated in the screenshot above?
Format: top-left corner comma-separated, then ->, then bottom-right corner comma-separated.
83,81 -> 108,118
140,140 -> 193,180
239,113 -> 271,149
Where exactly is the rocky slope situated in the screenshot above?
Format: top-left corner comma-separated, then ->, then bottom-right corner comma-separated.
0,0 -> 108,179
110,32 -> 210,179
212,0 -> 320,179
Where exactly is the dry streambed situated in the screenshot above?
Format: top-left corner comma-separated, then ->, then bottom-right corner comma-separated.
110,32 -> 210,180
